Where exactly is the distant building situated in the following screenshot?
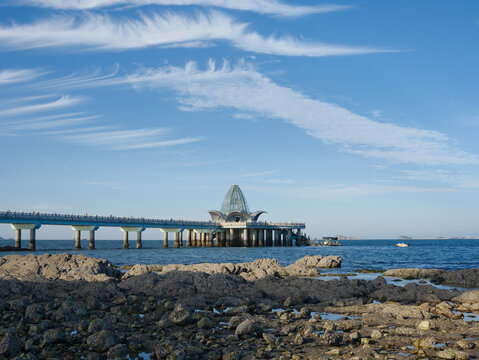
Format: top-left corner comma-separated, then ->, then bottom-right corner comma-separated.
207,184 -> 305,247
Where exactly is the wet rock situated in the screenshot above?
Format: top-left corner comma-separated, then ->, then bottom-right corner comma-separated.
293,333 -> 304,345
169,304 -> 194,325
262,333 -> 276,345
452,290 -> 479,304
431,269 -> 479,289
0,331 -> 20,357
349,331 -> 361,344
87,330 -> 118,353
228,316 -> 243,330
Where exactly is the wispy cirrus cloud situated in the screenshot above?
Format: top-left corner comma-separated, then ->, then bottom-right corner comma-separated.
0,68 -> 45,85
62,128 -> 200,149
15,0 -> 350,17
118,60 -> 476,165
0,95 -> 84,117
401,169 -> 479,189
0,11 -> 391,57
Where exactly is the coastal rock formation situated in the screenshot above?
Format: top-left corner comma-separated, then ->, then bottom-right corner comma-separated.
0,254 -> 121,282
383,268 -> 446,279
122,254 -> 341,280
383,267 -> 479,288
0,253 -> 477,359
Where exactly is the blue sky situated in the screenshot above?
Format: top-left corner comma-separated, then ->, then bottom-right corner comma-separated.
0,0 -> 478,239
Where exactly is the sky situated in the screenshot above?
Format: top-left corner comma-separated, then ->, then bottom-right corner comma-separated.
0,0 -> 478,239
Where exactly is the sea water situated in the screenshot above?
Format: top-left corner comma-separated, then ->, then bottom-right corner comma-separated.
0,239 -> 477,273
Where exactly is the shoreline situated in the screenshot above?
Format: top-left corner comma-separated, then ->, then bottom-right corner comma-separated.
0,253 -> 478,359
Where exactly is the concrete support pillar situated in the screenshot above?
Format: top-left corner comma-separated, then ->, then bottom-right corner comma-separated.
123,231 -> 129,249
258,229 -> 264,247
89,230 -> 96,250
243,229 -> 248,247
251,229 -> 257,247
136,231 -> 142,249
30,229 -> 36,250
274,229 -> 280,247
193,232 -> 198,247
296,229 -> 301,246
15,229 -> 21,249
208,233 -> 214,247
163,232 -> 168,248
174,232 -> 180,248
75,230 -> 81,249
202,233 -> 207,247
186,229 -> 192,247
180,231 -> 184,247
266,229 -> 272,247
225,229 -> 231,247
287,229 -> 293,246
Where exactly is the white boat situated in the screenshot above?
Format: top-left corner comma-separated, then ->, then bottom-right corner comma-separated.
396,242 -> 409,247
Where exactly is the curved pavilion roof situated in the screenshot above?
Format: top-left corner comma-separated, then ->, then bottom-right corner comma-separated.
221,184 -> 249,214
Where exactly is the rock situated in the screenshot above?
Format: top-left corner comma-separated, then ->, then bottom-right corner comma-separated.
293,333 -> 304,345
87,330 -> 118,353
106,343 -> 129,359
452,290 -> 479,304
197,317 -> 215,329
262,333 -> 276,345
0,331 -> 20,357
437,349 -> 468,360
284,296 -> 293,307
370,329 -> 382,340
228,316 -> 243,330
349,331 -> 361,344
25,303 -> 45,323
43,328 -> 66,343
318,256 -> 342,268
322,331 -> 342,346
431,269 -> 479,289
417,320 -> 435,331
284,255 -> 322,276
456,340 -> 475,350
383,268 -> 446,279
169,304 -> 193,325
414,337 -> 436,349
122,264 -> 151,279
88,318 -> 107,333
0,253 -> 121,282
235,319 -> 258,337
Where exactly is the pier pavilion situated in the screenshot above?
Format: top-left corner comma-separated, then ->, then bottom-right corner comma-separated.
0,185 -> 305,249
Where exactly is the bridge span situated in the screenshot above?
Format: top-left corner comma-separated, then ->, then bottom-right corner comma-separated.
0,210 -> 306,250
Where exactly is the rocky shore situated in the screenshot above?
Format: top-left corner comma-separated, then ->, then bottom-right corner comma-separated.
0,254 -> 478,359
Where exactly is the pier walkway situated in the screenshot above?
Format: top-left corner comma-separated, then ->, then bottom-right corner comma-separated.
0,210 -> 305,250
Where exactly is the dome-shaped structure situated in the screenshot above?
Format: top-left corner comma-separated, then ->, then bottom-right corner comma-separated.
221,185 -> 249,214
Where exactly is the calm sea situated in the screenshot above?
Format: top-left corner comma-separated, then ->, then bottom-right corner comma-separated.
0,239 -> 478,273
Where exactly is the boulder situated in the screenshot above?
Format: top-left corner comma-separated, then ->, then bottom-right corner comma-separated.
318,255 -> 342,268
0,331 -> 20,357
86,330 -> 118,353
169,304 -> 194,325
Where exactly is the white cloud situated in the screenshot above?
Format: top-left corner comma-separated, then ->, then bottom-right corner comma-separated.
0,11 -> 390,56
62,128 -> 200,149
120,60 -> 476,165
15,0 -> 350,17
0,68 -> 44,85
0,96 -> 84,117
401,169 -> 479,189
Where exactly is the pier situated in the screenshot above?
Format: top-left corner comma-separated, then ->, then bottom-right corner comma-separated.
0,184 -> 306,250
